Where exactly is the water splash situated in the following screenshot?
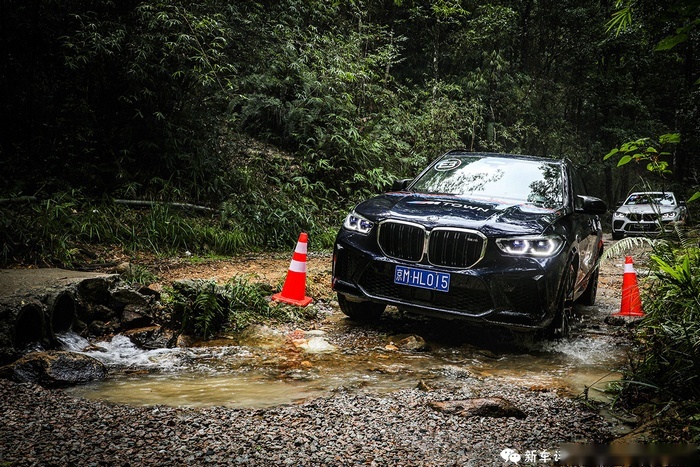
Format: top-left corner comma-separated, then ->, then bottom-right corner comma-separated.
55,332 -> 253,373
539,336 -> 621,365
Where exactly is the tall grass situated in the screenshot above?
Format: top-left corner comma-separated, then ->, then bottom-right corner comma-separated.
0,190 -> 338,266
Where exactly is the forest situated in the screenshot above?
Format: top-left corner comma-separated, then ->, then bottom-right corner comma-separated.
2,0 -> 699,256
1,0 -> 699,441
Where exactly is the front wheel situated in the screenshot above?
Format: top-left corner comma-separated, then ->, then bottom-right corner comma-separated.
338,294 -> 385,321
546,264 -> 575,339
577,266 -> 599,306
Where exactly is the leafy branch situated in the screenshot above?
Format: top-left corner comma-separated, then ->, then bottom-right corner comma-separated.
603,133 -> 679,175
604,132 -> 699,203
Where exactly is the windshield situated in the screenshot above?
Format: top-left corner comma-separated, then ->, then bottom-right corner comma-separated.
624,192 -> 675,206
410,154 -> 565,209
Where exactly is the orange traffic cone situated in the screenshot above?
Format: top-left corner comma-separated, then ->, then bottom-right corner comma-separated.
272,233 -> 313,307
613,256 -> 644,317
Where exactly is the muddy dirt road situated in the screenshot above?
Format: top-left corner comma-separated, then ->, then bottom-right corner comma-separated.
66,235 -> 637,409
1,236 -> 651,466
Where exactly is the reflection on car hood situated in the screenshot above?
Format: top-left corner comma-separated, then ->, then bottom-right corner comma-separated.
355,193 -> 565,236
616,204 -> 676,215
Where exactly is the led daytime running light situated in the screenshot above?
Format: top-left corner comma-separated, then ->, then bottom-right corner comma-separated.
343,212 -> 374,234
496,236 -> 563,257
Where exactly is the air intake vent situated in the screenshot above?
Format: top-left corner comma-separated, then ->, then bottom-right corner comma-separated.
378,222 -> 486,268
428,228 -> 486,268
378,221 -> 425,262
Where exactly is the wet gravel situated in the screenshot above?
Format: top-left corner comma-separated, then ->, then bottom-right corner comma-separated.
0,376 -> 613,466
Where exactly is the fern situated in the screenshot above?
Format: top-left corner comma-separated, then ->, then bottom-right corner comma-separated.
599,236 -> 659,264
192,281 -> 225,338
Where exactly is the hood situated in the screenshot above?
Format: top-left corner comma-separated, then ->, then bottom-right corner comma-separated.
355,192 -> 565,236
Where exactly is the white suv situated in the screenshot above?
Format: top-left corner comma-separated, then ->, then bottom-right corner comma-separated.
612,191 -> 688,240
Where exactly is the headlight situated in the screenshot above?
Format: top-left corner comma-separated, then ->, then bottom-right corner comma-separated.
613,212 -> 627,218
496,236 -> 564,257
343,212 -> 374,234
662,211 -> 677,220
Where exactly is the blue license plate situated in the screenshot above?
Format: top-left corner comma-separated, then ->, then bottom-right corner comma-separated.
394,265 -> 450,292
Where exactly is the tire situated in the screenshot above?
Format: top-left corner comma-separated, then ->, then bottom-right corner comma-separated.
577,266 -> 599,306
612,231 -> 624,240
547,264 -> 575,339
338,294 -> 385,321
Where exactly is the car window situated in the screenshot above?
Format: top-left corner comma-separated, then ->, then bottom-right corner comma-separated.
625,193 -> 676,206
410,155 -> 564,209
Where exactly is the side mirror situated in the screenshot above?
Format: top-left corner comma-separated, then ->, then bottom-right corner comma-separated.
679,200 -> 687,206
391,178 -> 412,191
577,195 -> 607,215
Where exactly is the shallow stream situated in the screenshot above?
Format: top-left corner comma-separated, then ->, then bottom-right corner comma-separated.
62,304 -> 628,409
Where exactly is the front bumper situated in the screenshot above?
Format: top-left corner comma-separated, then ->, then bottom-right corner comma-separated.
612,217 -> 676,236
332,233 -> 566,330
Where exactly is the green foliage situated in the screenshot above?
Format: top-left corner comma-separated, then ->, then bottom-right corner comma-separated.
174,280 -> 226,338
223,277 -> 274,332
171,275 -> 316,338
604,215 -> 700,440
628,240 -> 700,403
0,192 -> 257,267
2,0 -> 699,269
604,133 -> 679,176
119,264 -> 158,286
606,1 -> 634,36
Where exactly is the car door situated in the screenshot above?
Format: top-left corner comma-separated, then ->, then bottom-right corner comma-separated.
570,166 -> 600,293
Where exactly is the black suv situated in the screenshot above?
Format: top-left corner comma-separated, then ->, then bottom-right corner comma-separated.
332,151 -> 606,337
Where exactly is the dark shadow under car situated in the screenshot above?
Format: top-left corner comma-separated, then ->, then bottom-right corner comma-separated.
332,151 -> 607,338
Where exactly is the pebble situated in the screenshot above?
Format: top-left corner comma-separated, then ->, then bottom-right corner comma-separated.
0,377 -> 613,466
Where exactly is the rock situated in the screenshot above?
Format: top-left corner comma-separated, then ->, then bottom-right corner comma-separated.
88,320 -> 108,336
416,379 -> 431,391
124,326 -> 176,350
0,350 -> 107,387
77,276 -> 119,305
298,337 -> 336,353
137,285 -> 161,299
172,279 -> 214,297
604,315 -> 628,326
78,303 -> 116,324
121,304 -> 153,329
176,334 -> 194,348
396,335 -> 428,351
112,287 -> 150,308
238,324 -> 285,348
429,397 -> 527,419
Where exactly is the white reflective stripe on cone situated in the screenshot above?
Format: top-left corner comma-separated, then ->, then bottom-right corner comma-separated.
289,259 -> 307,273
295,242 -> 308,255
624,263 -> 635,274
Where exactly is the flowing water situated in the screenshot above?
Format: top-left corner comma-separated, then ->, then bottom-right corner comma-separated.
62,305 -> 628,409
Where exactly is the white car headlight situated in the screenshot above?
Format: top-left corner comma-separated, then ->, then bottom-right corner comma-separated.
662,211 -> 677,220
343,212 -> 374,234
496,236 -> 564,257
613,212 -> 627,218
